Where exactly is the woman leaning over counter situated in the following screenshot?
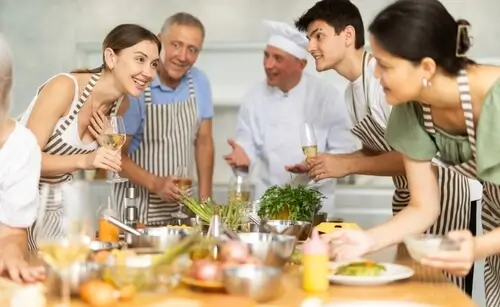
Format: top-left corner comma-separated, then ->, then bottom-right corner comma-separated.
19,24 -> 161,251
322,0 -> 500,306
0,34 -> 43,282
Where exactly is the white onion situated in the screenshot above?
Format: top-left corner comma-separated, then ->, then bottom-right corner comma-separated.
221,241 -> 250,263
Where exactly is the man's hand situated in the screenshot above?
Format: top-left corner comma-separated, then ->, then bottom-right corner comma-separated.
285,161 -> 310,174
308,153 -> 353,180
223,139 -> 250,168
151,176 -> 183,203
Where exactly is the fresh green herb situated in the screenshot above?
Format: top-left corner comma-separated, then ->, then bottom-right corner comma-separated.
257,183 -> 324,221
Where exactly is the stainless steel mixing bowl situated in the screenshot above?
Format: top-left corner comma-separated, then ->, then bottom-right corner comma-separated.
263,220 -> 312,241
128,226 -> 196,251
237,232 -> 296,268
222,264 -> 283,303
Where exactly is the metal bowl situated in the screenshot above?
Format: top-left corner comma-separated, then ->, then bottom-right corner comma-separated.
263,220 -> 312,241
222,264 -> 283,303
237,233 -> 296,268
45,262 -> 103,296
89,240 -> 121,252
128,226 -> 197,251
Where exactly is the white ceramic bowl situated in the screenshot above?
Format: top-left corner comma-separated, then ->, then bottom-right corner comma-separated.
403,234 -> 450,261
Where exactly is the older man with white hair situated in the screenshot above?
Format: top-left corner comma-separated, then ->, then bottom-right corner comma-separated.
116,12 -> 214,224
224,21 -> 357,217
0,34 -> 43,282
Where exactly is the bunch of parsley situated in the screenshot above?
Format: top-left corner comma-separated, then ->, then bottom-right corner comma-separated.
257,183 -> 324,221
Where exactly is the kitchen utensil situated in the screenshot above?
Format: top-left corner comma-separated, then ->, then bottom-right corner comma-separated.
404,234 -> 461,262
222,264 -> 283,303
237,233 -> 296,268
128,226 -> 196,251
89,240 -> 121,252
103,215 -> 142,236
263,220 -> 312,241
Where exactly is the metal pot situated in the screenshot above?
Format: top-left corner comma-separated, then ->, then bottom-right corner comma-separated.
128,227 -> 196,251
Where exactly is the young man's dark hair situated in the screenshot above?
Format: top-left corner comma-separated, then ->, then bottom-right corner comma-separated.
295,0 -> 365,49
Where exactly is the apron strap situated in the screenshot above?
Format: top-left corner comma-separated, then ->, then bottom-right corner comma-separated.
144,72 -> 195,104
456,70 -> 477,158
350,51 -> 371,123
55,73 -> 100,134
421,69 -> 477,159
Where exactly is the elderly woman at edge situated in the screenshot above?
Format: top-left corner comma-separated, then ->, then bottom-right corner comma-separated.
0,34 -> 44,282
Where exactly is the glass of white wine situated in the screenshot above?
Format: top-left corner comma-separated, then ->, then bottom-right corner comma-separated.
228,173 -> 251,202
301,122 -> 318,158
36,181 -> 92,307
172,165 -> 191,219
102,115 -> 128,183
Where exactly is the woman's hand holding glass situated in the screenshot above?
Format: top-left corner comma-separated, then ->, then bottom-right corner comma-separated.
101,115 -> 127,183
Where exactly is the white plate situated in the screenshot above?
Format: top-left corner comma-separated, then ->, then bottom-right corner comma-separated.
328,261 -> 414,286
324,301 -> 435,307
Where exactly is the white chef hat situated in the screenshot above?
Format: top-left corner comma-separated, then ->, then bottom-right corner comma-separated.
263,20 -> 309,60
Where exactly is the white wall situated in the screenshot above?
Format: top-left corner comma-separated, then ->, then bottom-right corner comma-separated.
2,0 -> 500,186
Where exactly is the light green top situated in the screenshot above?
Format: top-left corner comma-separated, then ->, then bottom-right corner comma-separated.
385,81 -> 500,185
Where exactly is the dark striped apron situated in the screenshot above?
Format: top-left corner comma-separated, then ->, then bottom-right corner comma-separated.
113,72 -> 198,224
350,52 -> 470,291
26,73 -> 120,250
421,69 -> 500,307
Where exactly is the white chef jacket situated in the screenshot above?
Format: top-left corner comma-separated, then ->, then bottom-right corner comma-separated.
344,57 -> 392,128
235,73 -> 358,217
0,122 -> 41,228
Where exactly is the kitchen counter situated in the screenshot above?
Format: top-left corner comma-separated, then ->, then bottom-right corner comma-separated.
37,245 -> 474,307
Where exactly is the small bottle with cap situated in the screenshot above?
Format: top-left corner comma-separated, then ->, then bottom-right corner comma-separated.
302,228 -> 329,293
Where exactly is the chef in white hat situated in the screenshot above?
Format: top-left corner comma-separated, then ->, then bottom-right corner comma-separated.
224,20 -> 357,217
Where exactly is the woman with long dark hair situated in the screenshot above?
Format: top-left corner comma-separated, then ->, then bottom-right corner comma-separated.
322,0 -> 500,305
19,24 -> 161,250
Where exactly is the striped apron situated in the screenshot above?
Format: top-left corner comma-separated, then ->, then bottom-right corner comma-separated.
350,52 -> 471,291
26,73 -> 120,250
113,73 -> 199,224
421,70 -> 500,307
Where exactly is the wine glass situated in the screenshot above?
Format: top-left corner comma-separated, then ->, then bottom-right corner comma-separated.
171,165 -> 191,219
102,115 -> 128,183
35,181 -> 92,307
228,173 -> 251,203
301,122 -> 318,158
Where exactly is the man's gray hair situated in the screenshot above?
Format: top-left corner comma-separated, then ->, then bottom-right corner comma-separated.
160,12 -> 205,39
0,34 -> 13,125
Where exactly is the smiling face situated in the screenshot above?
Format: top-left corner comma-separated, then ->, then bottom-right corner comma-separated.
108,40 -> 160,97
263,45 -> 305,90
306,20 -> 348,72
159,24 -> 203,82
369,34 -> 425,105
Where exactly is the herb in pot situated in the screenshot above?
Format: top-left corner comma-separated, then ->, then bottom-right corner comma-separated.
257,184 -> 324,221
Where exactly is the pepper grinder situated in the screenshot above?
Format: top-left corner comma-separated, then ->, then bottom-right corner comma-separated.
124,187 -> 138,244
